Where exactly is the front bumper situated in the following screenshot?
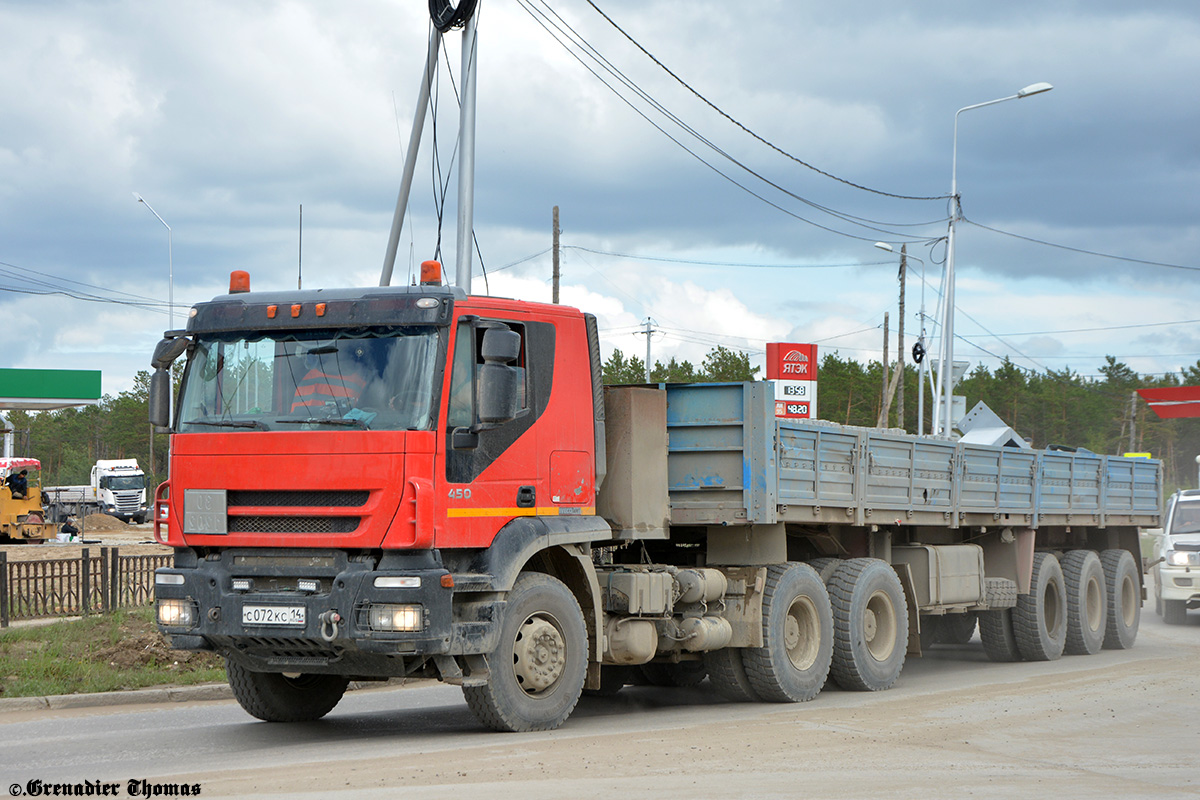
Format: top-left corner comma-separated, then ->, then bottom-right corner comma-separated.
155,548 -> 503,676
1158,565 -> 1200,605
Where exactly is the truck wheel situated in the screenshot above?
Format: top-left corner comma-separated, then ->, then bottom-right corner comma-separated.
742,563 -> 832,702
1014,552 -> 1067,661
918,616 -> 940,650
979,609 -> 1023,662
1061,550 -> 1107,655
935,612 -> 978,645
463,572 -> 587,732
639,660 -> 708,688
704,648 -> 759,702
1101,549 -> 1141,649
225,659 -> 348,722
828,558 -> 907,692
1163,599 -> 1188,626
807,557 -> 841,584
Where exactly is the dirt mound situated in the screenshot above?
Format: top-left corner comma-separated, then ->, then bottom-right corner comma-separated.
77,513 -> 137,533
95,625 -> 222,672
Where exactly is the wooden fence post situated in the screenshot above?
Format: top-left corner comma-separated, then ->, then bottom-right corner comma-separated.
80,547 -> 90,615
110,547 -> 120,610
0,551 -> 8,628
100,547 -> 111,613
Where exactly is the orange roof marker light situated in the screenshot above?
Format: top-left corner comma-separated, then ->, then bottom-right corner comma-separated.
291,304 -> 301,318
266,305 -> 278,319
229,270 -> 251,294
420,260 -> 442,286
315,302 -> 327,317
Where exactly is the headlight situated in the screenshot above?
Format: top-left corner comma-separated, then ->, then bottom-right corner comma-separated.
1167,550 -> 1200,566
368,603 -> 424,632
157,598 -> 197,628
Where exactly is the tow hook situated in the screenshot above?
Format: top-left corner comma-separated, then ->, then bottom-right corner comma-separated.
318,610 -> 342,642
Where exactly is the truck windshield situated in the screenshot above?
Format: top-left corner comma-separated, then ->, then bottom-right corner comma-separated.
177,328 -> 442,433
101,476 -> 145,491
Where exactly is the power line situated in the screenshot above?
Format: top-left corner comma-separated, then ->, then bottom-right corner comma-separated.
962,217 -> 1200,272
565,245 -> 892,270
579,0 -> 949,202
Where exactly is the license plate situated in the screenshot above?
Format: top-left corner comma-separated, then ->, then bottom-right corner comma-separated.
242,605 -> 306,627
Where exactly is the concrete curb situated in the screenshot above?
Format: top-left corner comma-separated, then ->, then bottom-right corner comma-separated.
0,682 -> 233,712
0,677 -> 419,713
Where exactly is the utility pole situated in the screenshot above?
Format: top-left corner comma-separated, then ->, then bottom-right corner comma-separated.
897,244 -> 907,430
637,318 -> 656,382
298,204 -> 303,290
1128,390 -> 1138,453
880,312 -> 889,426
552,205 -> 560,304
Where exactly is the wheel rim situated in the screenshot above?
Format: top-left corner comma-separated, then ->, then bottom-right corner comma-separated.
1120,574 -> 1137,627
512,613 -> 567,695
1085,575 -> 1103,632
864,589 -> 897,662
784,595 -> 821,671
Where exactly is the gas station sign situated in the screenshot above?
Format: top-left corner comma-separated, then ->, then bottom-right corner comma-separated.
767,343 -> 818,419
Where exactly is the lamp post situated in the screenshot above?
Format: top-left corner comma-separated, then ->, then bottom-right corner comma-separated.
936,81 -> 1053,436
133,192 -> 174,332
875,242 -> 928,434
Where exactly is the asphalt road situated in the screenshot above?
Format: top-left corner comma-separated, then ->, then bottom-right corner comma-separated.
3,600 -> 1199,800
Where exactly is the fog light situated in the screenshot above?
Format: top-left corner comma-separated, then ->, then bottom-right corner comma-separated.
368,603 -> 423,632
156,573 -> 185,586
298,578 -> 319,593
374,576 -> 421,589
231,578 -> 252,592
157,598 -> 196,628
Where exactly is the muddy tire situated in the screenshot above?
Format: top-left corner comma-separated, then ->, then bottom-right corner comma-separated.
979,608 -> 1023,662
742,563 -> 833,702
705,647 -> 759,702
807,557 -> 841,584
1014,552 -> 1067,661
1101,549 -> 1141,649
828,558 -> 908,691
1163,599 -> 1188,626
225,659 -> 348,722
1061,550 -> 1107,655
463,572 -> 587,732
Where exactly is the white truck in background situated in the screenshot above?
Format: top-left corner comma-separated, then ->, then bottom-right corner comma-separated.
45,458 -> 149,524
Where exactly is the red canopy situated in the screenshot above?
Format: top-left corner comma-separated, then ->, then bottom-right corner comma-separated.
1137,386 -> 1200,418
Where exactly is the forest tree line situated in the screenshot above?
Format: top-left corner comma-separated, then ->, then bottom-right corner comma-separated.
6,347 -> 1200,495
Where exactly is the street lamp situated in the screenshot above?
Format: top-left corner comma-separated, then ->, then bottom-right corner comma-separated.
132,192 -> 174,333
937,81 -> 1053,436
875,242 -> 929,435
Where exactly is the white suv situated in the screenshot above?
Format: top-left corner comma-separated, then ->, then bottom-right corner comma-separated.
1154,489 -> 1200,625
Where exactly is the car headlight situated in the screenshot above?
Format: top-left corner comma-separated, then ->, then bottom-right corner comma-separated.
1167,550 -> 1200,566
368,603 -> 424,632
157,598 -> 197,628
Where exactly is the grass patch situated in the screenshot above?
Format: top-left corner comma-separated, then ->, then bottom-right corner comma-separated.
0,608 -> 224,699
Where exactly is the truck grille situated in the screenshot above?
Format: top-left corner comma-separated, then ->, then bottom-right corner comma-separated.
228,490 -> 369,508
228,516 -> 360,534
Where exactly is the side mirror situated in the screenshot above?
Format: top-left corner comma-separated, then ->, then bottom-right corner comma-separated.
152,336 -> 190,370
476,327 -> 522,426
149,368 -> 171,428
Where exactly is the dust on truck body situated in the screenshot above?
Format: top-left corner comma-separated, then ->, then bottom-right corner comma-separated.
151,275 -> 1162,731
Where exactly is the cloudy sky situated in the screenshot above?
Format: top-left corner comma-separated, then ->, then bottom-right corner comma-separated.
3,0 -> 1199,400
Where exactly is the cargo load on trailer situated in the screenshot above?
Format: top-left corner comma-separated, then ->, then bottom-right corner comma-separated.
45,459 -> 149,524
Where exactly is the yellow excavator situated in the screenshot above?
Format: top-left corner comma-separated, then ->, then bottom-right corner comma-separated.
1,457 -> 58,542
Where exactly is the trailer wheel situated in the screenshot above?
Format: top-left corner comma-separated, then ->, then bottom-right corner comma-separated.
704,648 -> 759,702
1062,550 -> 1107,655
1014,552 -> 1067,661
828,558 -> 907,692
225,659 -> 348,722
742,563 -> 832,702
807,557 -> 841,584
1100,549 -> 1141,648
979,608 -> 1023,662
639,660 -> 708,688
463,572 -> 587,732
935,612 -> 978,645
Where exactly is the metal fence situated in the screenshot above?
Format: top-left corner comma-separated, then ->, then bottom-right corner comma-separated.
0,547 -> 172,627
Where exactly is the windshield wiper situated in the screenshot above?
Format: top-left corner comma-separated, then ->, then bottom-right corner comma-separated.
277,418 -> 369,429
184,419 -> 270,430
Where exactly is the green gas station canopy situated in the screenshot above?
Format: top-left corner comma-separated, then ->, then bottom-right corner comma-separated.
0,368 -> 102,410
